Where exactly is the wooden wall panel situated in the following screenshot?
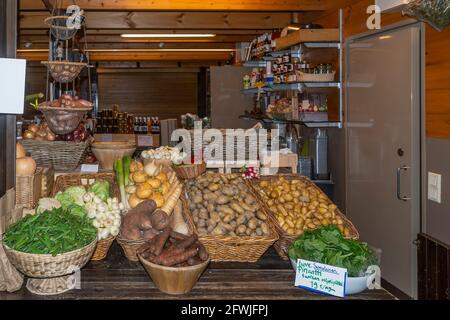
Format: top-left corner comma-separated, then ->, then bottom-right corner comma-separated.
98,71 -> 198,121
316,0 -> 450,139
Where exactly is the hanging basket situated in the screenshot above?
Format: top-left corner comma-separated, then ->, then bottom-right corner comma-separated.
42,61 -> 87,83
45,16 -> 85,41
38,104 -> 93,135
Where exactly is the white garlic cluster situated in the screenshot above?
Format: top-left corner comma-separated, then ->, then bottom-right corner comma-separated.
83,193 -> 125,240
141,146 -> 187,165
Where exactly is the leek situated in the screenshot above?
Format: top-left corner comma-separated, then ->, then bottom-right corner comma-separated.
114,158 -> 128,210
123,155 -> 131,186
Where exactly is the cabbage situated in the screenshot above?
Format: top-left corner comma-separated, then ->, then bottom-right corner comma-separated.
56,186 -> 86,209
67,204 -> 87,218
89,180 -> 110,202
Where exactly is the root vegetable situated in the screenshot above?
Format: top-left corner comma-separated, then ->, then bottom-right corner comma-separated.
150,209 -> 169,230
151,226 -> 171,256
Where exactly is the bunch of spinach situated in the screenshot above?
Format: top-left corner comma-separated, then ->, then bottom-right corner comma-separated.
288,225 -> 379,277
3,208 -> 97,256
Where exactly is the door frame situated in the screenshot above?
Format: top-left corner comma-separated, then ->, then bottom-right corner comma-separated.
344,20 -> 426,299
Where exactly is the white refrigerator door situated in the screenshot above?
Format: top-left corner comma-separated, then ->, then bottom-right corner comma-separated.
346,23 -> 422,298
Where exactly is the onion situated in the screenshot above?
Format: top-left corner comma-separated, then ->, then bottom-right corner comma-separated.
28,124 -> 39,133
16,157 -> 36,177
46,132 -> 56,141
36,130 -> 48,138
23,130 -> 35,140
16,143 -> 26,158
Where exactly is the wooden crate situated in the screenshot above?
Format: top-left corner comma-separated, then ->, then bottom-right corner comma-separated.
275,29 -> 340,51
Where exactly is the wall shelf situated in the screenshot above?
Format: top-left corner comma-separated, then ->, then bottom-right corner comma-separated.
275,28 -> 340,51
241,82 -> 341,94
238,115 -> 343,129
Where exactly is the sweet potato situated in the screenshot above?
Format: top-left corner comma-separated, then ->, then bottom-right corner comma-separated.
197,242 -> 209,261
175,234 -> 198,249
151,209 -> 170,230
150,226 -> 171,256
157,247 -> 199,267
121,200 -> 157,240
143,228 -> 159,240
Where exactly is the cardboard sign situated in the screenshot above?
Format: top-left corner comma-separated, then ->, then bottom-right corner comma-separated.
0,58 -> 27,115
295,259 -> 347,298
137,134 -> 153,147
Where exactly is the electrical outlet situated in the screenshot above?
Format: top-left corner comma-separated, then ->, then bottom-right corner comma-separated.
428,172 -> 442,204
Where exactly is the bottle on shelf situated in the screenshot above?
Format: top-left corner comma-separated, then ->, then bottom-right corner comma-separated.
134,117 -> 140,134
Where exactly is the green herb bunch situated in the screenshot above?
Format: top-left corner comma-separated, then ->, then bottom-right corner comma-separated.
288,225 -> 379,277
3,208 -> 97,256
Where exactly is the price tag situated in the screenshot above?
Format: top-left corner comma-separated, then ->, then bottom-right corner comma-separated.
295,259 -> 347,298
137,135 -> 154,147
81,164 -> 99,173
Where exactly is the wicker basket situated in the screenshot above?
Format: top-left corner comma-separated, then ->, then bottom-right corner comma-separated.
40,166 -> 55,198
172,162 -> 207,180
42,61 -> 87,83
91,236 -> 115,261
21,139 -> 91,172
182,183 -> 279,263
52,172 -> 120,261
38,105 -> 93,135
116,235 -> 147,262
117,199 -> 196,262
248,174 -> 359,260
15,167 -> 43,210
3,240 -> 97,295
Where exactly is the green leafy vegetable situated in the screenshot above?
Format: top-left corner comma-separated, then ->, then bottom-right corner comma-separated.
56,186 -> 86,209
3,208 -> 97,255
288,225 -> 379,277
67,204 -> 87,218
88,180 -> 110,202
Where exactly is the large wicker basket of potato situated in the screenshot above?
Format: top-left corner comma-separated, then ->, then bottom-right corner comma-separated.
184,172 -> 278,262
250,175 -> 359,260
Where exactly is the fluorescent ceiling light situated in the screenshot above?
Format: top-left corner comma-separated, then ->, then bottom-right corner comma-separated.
287,26 -> 301,31
121,34 -> 216,38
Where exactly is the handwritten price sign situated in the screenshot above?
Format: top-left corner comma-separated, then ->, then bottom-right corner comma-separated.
294,259 -> 347,298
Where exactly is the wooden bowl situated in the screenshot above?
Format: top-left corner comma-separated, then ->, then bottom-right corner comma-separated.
92,142 -> 136,170
138,253 -> 210,295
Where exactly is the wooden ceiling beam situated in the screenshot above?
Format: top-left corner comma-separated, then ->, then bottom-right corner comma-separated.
19,29 -> 273,36
18,41 -> 237,50
17,50 -> 232,61
20,0 -> 339,12
20,34 -> 254,44
19,11 -> 314,30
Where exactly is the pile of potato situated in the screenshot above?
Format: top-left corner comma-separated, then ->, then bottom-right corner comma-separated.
255,177 -> 352,237
186,173 -> 271,237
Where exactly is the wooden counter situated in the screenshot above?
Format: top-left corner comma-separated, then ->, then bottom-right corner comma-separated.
0,243 -> 396,300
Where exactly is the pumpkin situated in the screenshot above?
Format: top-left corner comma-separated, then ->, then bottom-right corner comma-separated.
16,157 -> 36,177
16,143 -> 26,159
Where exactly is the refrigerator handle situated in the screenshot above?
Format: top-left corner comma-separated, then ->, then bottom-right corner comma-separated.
397,165 -> 412,201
